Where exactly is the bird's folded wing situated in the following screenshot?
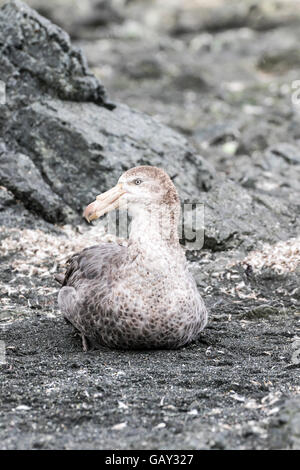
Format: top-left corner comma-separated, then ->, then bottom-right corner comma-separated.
61,243 -> 127,287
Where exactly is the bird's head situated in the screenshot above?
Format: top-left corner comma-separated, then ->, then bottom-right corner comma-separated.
83,166 -> 180,223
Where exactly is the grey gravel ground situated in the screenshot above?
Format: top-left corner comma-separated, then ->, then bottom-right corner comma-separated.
1,307 -> 299,450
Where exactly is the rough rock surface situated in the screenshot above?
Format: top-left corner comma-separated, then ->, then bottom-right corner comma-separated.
0,0 -> 300,450
8,100 -> 212,216
0,0 -> 213,225
0,0 -> 111,107
268,397 -> 300,449
0,144 -> 72,223
201,180 -> 299,252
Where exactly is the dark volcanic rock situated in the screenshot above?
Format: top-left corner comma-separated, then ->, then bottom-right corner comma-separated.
7,99 -> 212,214
0,148 -> 75,223
0,0 -> 112,108
269,397 -> 300,449
0,0 -> 214,223
267,142 -> 300,165
0,186 -> 34,229
200,180 -> 298,251
170,0 -> 300,36
122,57 -> 164,81
258,48 -> 300,74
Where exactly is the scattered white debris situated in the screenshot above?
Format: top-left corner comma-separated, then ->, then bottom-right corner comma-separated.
159,396 -> 165,407
266,407 -> 280,416
15,405 -> 31,411
118,401 -> 129,410
244,399 -> 261,410
242,238 -> 300,274
229,392 -> 245,402
116,371 -> 126,378
112,422 -> 127,431
0,224 -> 125,310
154,422 -> 166,429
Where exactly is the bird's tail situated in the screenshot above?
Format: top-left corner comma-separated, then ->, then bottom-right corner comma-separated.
58,286 -> 78,319
54,273 -> 64,285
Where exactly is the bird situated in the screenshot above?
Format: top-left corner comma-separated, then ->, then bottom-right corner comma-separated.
57,166 -> 208,350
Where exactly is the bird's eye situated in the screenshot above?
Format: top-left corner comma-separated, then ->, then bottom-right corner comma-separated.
134,178 -> 142,185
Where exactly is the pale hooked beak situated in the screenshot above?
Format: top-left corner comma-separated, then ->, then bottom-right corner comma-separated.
83,183 -> 126,222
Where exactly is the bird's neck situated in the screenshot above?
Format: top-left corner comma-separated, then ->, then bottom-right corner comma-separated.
128,204 -> 180,253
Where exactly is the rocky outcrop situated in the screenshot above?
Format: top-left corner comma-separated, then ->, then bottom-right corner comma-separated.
201,180 -> 299,251
0,0 -> 111,107
0,0 -> 298,251
0,0 -> 213,225
0,144 -> 72,223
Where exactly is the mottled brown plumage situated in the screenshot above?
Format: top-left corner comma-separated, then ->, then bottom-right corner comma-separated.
58,166 -> 207,350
